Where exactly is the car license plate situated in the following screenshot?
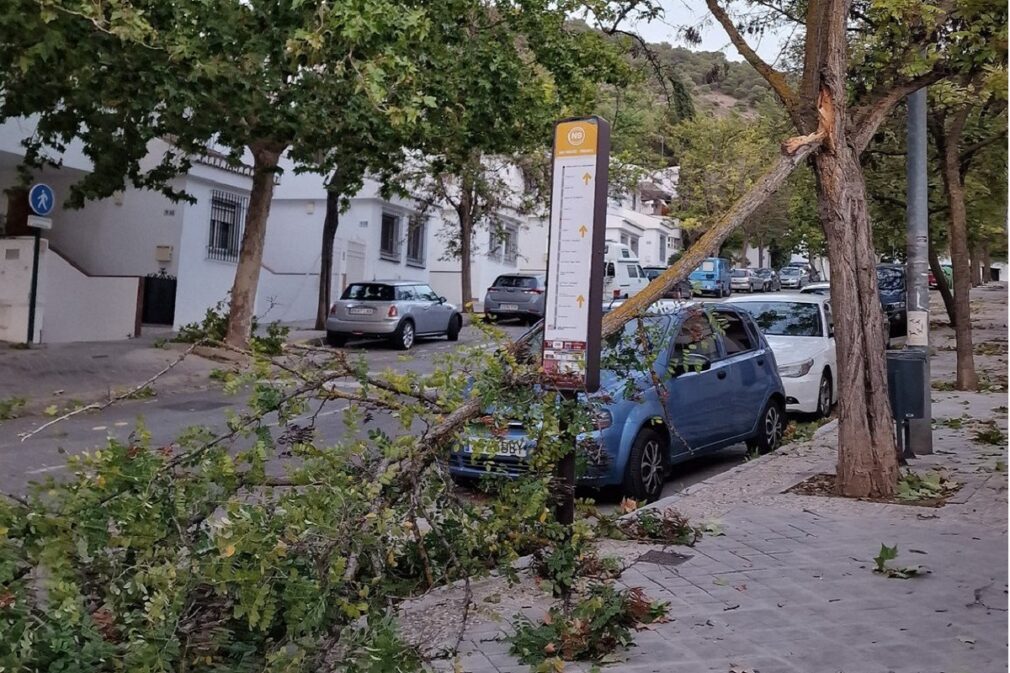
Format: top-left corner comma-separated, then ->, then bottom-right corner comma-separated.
500,303 -> 519,311
465,439 -> 528,458
348,307 -> 374,315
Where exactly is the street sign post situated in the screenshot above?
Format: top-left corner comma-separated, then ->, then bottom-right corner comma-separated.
542,117 -> 609,393
26,183 -> 55,345
542,116 -> 609,526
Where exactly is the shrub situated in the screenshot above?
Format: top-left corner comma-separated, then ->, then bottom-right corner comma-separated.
175,299 -> 290,355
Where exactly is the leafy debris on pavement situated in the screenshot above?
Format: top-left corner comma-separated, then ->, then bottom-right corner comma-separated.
508,585 -> 669,667
873,543 -> 928,579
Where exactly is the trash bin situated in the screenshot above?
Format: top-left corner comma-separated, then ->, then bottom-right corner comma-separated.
886,349 -> 927,420
886,348 -> 928,459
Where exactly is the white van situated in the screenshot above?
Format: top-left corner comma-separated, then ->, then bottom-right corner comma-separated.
603,241 -> 649,299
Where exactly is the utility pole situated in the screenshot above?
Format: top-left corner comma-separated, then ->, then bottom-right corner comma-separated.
905,88 -> 933,454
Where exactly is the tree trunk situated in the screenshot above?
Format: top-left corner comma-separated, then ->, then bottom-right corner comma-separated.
939,107 -> 978,390
315,185 -> 341,330
225,142 -> 286,348
757,244 -> 765,268
928,239 -> 955,326
969,245 -> 983,286
817,147 -> 900,498
981,247 -> 992,283
458,178 -> 475,313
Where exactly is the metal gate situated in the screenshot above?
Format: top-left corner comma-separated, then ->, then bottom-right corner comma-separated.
142,272 -> 177,325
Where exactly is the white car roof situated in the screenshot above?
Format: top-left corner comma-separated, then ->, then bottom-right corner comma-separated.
723,292 -> 829,305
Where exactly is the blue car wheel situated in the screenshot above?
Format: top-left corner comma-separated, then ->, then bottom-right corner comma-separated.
623,427 -> 666,502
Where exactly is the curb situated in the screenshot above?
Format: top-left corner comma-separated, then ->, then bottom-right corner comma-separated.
633,418 -> 839,518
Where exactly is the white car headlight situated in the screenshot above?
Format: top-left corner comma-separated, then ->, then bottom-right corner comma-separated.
778,358 -> 814,378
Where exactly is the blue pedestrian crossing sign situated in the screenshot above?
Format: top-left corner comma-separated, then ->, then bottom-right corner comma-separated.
28,183 -> 55,217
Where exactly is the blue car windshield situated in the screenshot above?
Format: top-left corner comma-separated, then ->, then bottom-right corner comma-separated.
732,301 -> 823,337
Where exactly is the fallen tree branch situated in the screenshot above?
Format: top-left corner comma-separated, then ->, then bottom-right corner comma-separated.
18,341 -> 204,442
414,134 -> 821,456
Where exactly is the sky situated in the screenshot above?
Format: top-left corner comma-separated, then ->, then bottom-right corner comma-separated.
629,0 -> 794,64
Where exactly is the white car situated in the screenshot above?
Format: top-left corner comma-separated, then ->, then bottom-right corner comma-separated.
723,293 -> 836,417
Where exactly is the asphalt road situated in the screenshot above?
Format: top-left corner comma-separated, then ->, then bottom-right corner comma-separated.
0,317 -> 748,500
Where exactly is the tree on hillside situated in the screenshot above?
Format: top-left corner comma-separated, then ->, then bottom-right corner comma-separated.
703,0 -> 1006,496
2,0 -> 463,347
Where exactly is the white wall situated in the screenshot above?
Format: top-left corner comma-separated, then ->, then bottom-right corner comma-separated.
0,117 -> 94,173
0,238 -> 139,343
41,180 -> 185,277
173,172 -> 252,328
41,248 -> 140,343
0,237 -> 41,343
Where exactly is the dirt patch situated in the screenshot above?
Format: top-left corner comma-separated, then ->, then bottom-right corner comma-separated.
786,473 -> 961,508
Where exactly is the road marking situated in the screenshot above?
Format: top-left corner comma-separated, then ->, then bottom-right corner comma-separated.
26,464 -> 66,475
92,425 -> 107,431
267,402 -> 350,428
114,422 -> 128,427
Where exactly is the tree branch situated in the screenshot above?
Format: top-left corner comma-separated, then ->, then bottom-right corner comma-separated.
705,0 -> 803,129
959,127 -> 1007,172
851,65 -> 952,155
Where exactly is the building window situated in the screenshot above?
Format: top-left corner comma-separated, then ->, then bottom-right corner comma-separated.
207,190 -> 247,262
380,212 -> 400,261
658,235 -> 667,264
490,224 -> 519,265
504,225 -> 518,265
406,216 -> 426,267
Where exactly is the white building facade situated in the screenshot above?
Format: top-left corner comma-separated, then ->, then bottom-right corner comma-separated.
0,118 -> 442,340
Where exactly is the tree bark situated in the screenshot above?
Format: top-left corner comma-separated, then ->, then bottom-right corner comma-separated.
928,239 -> 955,326
814,8 -> 899,498
981,247 -> 992,283
458,178 -> 475,313
817,143 -> 901,498
315,184 -> 341,330
225,142 -> 286,348
969,245 -> 984,286
939,106 -> 978,390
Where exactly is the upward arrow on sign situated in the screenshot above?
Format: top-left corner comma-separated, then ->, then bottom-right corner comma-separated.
578,225 -> 588,237
576,294 -> 585,308
582,172 -> 592,185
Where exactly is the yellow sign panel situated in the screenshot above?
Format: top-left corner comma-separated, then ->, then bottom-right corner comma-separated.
554,120 -> 598,157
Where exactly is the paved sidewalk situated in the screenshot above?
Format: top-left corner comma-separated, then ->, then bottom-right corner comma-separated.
399,285 -> 1009,673
0,329 -> 219,416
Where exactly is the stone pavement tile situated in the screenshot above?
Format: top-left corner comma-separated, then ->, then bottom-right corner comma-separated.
445,649 -> 499,673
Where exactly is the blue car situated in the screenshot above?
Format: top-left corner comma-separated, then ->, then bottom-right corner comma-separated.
449,303 -> 786,501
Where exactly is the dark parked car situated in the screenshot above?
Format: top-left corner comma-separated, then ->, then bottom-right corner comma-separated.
326,281 -> 462,350
643,266 -> 693,299
449,303 -> 787,501
877,264 -> 907,342
483,274 -> 546,325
